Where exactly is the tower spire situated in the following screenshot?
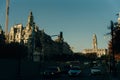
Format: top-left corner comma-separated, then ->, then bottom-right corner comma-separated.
93,34 -> 98,49
27,11 -> 34,26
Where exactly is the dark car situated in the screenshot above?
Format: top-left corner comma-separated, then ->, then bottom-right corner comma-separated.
43,66 -> 61,77
68,66 -> 82,76
90,66 -> 103,75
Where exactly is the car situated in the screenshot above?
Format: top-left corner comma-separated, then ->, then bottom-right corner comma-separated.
84,61 -> 90,65
43,66 -> 61,77
90,66 -> 102,75
68,66 -> 82,76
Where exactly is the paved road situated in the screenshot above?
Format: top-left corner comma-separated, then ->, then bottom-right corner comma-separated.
37,66 -> 110,80
15,61 -> 116,80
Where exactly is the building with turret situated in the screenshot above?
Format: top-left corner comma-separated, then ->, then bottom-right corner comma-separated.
7,11 -> 73,61
9,12 -> 36,44
82,34 -> 107,57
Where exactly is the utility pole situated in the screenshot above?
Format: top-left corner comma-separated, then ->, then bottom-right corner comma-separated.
110,20 -> 116,76
5,0 -> 9,42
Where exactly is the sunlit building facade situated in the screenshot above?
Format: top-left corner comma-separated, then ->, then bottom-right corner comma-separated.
82,34 -> 108,57
7,11 -> 73,61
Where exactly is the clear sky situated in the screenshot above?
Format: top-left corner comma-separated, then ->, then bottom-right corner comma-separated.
0,0 -> 120,52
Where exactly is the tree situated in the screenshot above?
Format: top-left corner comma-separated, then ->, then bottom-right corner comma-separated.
108,21 -> 120,55
107,20 -> 120,75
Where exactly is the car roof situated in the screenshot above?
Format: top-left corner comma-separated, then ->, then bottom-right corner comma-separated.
71,66 -> 81,69
91,66 -> 101,69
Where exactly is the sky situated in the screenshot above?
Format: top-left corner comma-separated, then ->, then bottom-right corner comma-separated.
0,0 -> 120,52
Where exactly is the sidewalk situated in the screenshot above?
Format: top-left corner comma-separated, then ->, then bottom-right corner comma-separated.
105,64 -> 119,80
108,73 -> 119,80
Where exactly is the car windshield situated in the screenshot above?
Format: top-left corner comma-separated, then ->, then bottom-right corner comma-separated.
71,67 -> 80,70
46,67 -> 58,72
92,67 -> 100,69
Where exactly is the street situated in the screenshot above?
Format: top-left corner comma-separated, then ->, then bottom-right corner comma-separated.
36,61 -> 111,80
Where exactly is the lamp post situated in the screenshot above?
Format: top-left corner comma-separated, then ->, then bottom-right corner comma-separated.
59,32 -> 63,55
41,29 -> 45,62
51,31 -> 63,54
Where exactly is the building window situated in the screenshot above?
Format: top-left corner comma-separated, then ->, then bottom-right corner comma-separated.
10,36 -> 12,40
17,35 -> 19,38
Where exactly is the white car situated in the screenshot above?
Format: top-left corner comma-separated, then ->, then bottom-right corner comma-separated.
68,66 -> 82,76
90,66 -> 102,75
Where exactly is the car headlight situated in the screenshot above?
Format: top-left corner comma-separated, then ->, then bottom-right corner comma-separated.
43,72 -> 46,74
68,72 -> 72,75
51,72 -> 54,75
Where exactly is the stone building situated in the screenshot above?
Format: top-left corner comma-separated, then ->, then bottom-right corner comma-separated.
8,11 -> 73,61
9,24 -> 23,43
9,12 -> 36,44
8,12 -> 39,61
82,34 -> 108,57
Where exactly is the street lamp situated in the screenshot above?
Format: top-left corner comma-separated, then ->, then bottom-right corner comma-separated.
51,31 -> 64,54
41,29 -> 45,62
40,31 -> 64,62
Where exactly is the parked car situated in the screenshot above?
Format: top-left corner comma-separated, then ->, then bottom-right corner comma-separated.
90,66 -> 102,75
68,66 -> 82,76
43,66 -> 61,77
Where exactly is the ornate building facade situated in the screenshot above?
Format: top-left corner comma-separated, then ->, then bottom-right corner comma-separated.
9,12 -> 37,44
7,11 -> 73,61
82,34 -> 108,57
8,12 -> 40,61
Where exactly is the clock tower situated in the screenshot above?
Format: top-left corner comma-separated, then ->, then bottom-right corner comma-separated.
93,34 -> 98,50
